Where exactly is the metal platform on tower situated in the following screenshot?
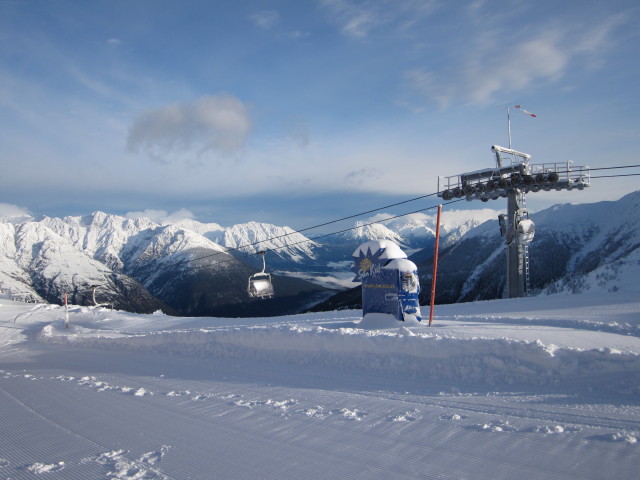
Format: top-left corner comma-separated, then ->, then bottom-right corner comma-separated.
436,145 -> 590,298
437,145 -> 590,203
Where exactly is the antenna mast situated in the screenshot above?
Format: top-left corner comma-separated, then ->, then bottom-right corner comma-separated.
507,105 -> 512,149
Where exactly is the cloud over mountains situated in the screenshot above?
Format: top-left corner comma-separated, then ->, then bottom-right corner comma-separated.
127,94 -> 252,162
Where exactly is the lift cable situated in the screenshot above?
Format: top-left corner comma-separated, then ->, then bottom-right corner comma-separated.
591,173 -> 640,178
588,164 -> 640,171
278,198 -> 465,252
141,198 -> 465,277
287,192 -> 438,236
130,167 -> 639,277
178,168 -> 640,273
134,164 -> 640,272
219,191 -> 439,252
128,191 -> 441,274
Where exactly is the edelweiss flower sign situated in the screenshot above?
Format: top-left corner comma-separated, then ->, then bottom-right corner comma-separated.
351,240 -> 422,323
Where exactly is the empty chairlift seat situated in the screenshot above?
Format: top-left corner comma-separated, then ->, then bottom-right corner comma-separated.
247,251 -> 275,299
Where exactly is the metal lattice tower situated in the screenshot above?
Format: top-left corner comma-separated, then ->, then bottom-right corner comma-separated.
437,145 -> 590,298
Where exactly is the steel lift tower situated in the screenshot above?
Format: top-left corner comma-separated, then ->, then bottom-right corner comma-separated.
437,145 -> 590,298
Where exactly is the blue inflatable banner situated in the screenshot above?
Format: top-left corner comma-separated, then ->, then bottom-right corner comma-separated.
351,240 -> 421,322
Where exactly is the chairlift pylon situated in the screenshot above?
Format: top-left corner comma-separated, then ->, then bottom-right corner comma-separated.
247,250 -> 275,299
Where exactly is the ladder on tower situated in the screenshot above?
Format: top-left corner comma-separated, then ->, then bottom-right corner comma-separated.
523,244 -> 531,296
521,192 -> 531,296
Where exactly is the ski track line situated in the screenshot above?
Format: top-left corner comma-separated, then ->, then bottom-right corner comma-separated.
358,390 -> 640,433
0,381 -> 177,480
219,393 -> 587,480
8,363 -> 640,436
425,397 -> 639,432
6,357 -> 640,433
283,396 -> 600,480
75,377 -> 622,479
0,370 -> 632,479
447,315 -> 640,337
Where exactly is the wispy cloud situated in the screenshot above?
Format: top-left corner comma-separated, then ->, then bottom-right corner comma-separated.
404,15 -> 624,109
287,30 -> 311,40
327,0 -> 382,38
125,208 -> 195,224
250,10 -> 280,30
0,203 -> 32,220
127,94 -> 252,163
463,30 -> 569,105
318,0 -> 435,38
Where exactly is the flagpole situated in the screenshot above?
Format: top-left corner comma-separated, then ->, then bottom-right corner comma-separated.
507,105 -> 512,149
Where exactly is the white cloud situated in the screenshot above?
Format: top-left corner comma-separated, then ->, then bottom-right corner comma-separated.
0,203 -> 32,220
404,69 -> 453,110
127,94 -> 252,162
464,32 -> 568,105
125,208 -> 195,224
436,208 -> 502,228
404,17 -> 622,108
161,209 -> 197,224
287,30 -> 311,40
319,0 -> 381,38
319,0 -> 436,38
250,10 -> 280,29
364,209 -> 501,230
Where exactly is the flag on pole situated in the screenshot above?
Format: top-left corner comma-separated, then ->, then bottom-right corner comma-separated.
514,105 -> 537,117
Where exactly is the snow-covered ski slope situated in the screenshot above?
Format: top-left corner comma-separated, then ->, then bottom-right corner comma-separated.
1,293 -> 639,479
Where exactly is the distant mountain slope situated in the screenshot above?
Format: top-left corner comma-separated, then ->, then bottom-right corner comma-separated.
223,221 -> 321,266
417,190 -> 640,304
0,221 -> 166,312
310,191 -> 640,312
0,212 -> 329,316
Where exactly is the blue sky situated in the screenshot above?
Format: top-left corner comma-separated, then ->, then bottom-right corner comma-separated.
1,0 -> 638,229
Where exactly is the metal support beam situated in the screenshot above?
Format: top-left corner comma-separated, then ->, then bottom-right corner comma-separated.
506,190 -> 525,298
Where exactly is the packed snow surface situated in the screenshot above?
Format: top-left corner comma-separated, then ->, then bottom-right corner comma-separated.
1,292 -> 639,479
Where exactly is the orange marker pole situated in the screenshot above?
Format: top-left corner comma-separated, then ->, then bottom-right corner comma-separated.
428,205 -> 442,326
63,292 -> 69,329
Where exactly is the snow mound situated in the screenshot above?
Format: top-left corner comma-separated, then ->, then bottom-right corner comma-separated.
358,313 -> 421,329
37,306 -> 640,392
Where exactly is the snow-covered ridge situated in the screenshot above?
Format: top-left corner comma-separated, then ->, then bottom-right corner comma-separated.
39,319 -> 640,389
223,221 -> 319,261
0,206 -> 482,306
35,291 -> 640,392
337,221 -> 404,245
0,211 -> 324,306
38,212 -> 322,266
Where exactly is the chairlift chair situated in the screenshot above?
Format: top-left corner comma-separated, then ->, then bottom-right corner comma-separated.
248,251 -> 275,299
89,284 -> 112,309
517,218 -> 535,244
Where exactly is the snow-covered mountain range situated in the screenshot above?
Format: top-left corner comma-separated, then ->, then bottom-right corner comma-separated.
423,190 -> 640,304
0,219 -> 164,312
310,191 -> 640,312
1,192 -> 638,315
0,212 -> 329,316
0,205 -> 485,314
